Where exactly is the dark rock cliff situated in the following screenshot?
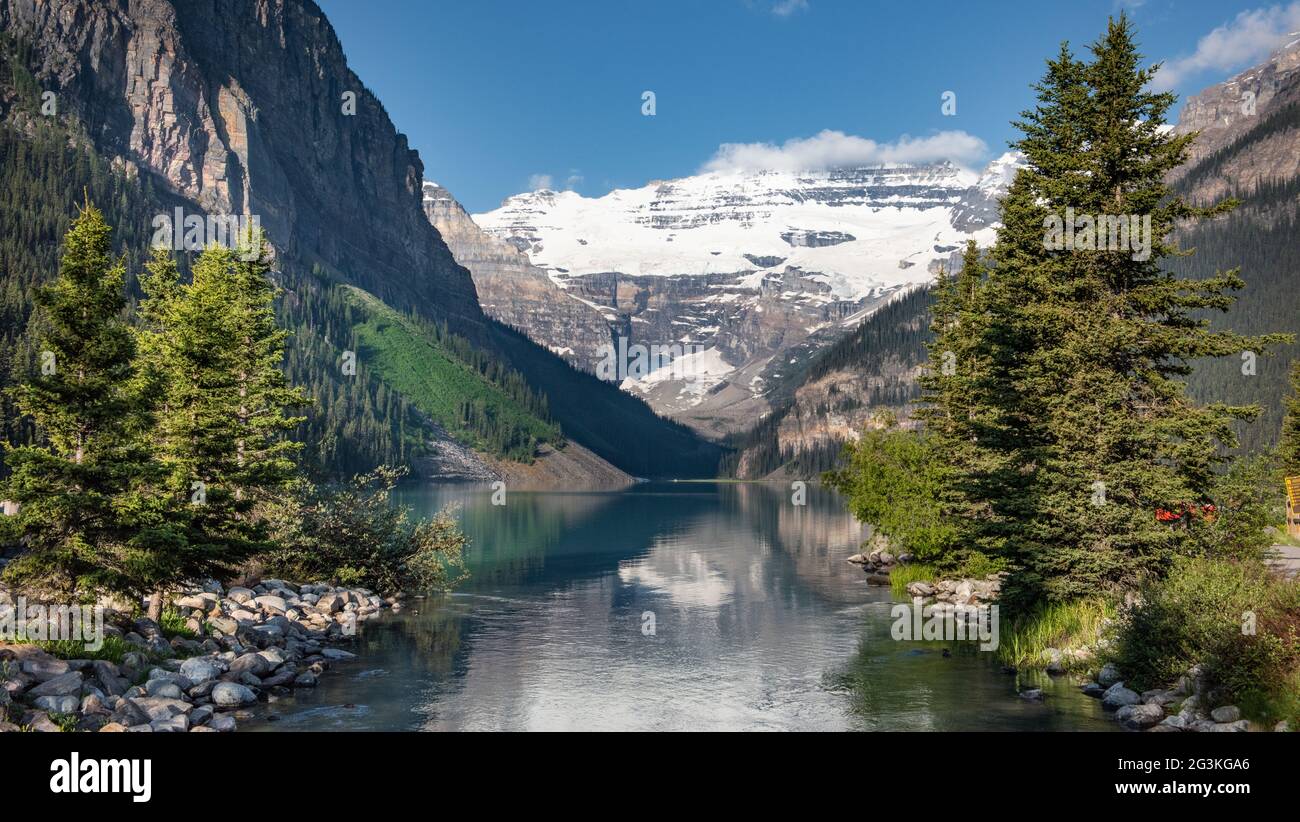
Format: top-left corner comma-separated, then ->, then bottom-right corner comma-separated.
1,0 -> 483,328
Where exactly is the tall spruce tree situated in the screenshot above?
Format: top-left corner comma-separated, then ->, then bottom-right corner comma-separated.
917,241 -> 991,566
1283,360 -> 1300,479
228,231 -> 306,498
949,16 -> 1287,608
0,204 -> 182,601
135,233 -> 306,616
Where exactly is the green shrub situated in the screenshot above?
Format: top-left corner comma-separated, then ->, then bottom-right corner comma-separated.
1113,556 -> 1300,723
262,467 -> 469,595
957,552 -> 1007,580
823,417 -> 958,565
1186,452 -> 1286,563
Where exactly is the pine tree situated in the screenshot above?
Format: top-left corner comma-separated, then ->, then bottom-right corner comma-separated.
951,16 -> 1289,608
0,204 -> 181,600
135,233 -> 307,612
1282,359 -> 1300,479
228,230 -> 308,498
916,241 -> 990,565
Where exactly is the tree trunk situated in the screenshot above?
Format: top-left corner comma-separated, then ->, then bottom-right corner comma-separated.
146,589 -> 164,623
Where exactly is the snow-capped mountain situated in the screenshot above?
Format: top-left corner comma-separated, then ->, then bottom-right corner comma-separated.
431,153 -> 1021,437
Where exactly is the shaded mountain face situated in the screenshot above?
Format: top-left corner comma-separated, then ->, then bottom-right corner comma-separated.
446,156 -> 1016,438
0,0 -> 718,480
0,0 -> 482,328
722,288 -> 933,480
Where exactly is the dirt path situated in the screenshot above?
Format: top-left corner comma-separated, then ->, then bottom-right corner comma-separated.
1266,544 -> 1300,577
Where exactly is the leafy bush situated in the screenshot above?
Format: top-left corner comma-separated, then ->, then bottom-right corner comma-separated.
262,467 -> 468,595
1113,556 -> 1300,723
957,552 -> 1007,580
823,417 -> 959,565
1185,451 -> 1286,563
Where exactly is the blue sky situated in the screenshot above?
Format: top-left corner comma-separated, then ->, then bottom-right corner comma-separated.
317,0 -> 1300,213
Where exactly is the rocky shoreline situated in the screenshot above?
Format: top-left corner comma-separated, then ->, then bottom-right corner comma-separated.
1,578 -> 400,732
847,551 -> 1289,733
1079,661 -> 1289,733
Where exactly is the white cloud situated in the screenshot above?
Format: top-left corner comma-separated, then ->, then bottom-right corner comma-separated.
527,173 -> 554,191
699,129 -> 989,174
771,0 -> 809,17
1152,2 -> 1300,91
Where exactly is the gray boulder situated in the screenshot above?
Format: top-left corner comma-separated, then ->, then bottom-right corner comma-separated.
20,657 -> 70,681
254,595 -> 288,613
150,715 -> 189,733
1210,705 -> 1241,723
34,694 -> 80,713
229,652 -> 272,677
207,616 -> 239,636
1116,703 -> 1165,729
179,657 -> 223,684
1101,682 -> 1141,709
1207,720 -> 1250,732
316,593 -> 346,614
128,697 -> 192,722
208,713 -> 237,732
26,671 -> 82,698
210,682 -> 256,707
227,587 -> 257,603
1097,662 -> 1122,688
110,700 -> 152,727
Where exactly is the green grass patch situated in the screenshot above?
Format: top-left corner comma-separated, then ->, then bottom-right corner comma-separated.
997,598 -> 1113,671
159,607 -> 197,640
889,563 -> 941,598
32,636 -> 132,664
48,712 -> 78,732
344,285 -> 561,462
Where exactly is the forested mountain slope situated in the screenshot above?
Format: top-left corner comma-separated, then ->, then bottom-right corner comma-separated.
1168,39 -> 1300,451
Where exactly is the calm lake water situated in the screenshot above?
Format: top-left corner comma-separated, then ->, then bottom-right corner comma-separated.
246,482 -> 1114,731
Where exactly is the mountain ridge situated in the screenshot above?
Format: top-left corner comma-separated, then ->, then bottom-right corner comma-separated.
433,153 -> 1018,438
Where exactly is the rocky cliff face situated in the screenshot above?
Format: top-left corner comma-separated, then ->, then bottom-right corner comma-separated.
1169,34 -> 1300,203
422,182 -> 611,366
0,0 -> 482,327
729,288 -> 931,480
